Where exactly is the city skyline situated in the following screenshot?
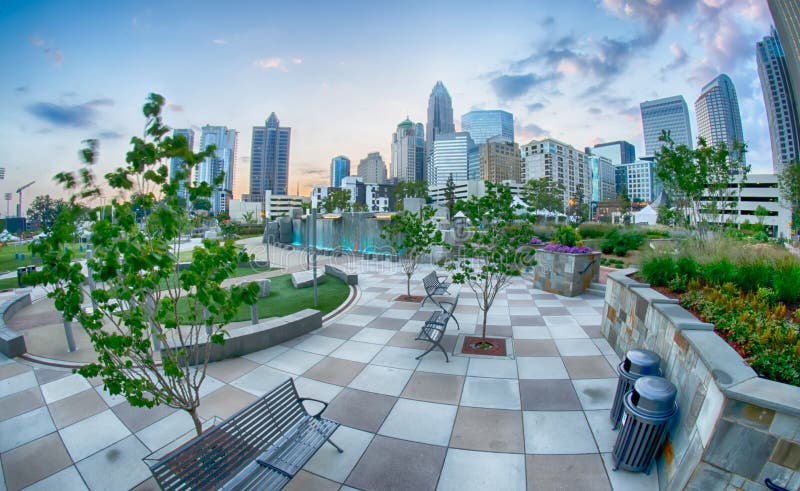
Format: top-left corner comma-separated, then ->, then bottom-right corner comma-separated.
0,0 -> 777,205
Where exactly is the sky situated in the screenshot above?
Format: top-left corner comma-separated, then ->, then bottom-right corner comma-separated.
0,0 -> 777,211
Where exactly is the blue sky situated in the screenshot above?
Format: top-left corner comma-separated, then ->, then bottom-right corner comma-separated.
0,0 -> 775,206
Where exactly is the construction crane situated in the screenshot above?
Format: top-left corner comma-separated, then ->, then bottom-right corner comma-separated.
16,181 -> 34,217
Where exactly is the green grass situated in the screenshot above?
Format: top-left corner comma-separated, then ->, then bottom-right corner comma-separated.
157,265 -> 276,290
176,273 -> 350,322
0,276 -> 21,290
0,243 -> 87,273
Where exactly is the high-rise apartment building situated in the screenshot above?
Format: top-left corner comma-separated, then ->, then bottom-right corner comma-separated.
170,128 -> 194,200
430,132 -> 476,186
618,158 -> 660,203
640,96 -> 693,155
695,74 -> 746,166
521,138 -> 591,208
357,152 -> 387,184
479,136 -> 521,183
250,113 -> 291,198
197,125 -> 237,215
757,27 -> 800,172
391,118 -> 424,182
330,155 -> 351,187
768,0 -> 800,116
461,110 -> 514,145
425,81 -> 455,182
592,141 -> 636,166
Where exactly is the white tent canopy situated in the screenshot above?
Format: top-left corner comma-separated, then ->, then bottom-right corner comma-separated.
633,204 -> 659,225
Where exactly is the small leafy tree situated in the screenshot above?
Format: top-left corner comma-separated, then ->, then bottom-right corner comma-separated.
392,180 -> 429,210
777,160 -> 800,235
241,210 -> 256,224
380,205 -> 442,296
447,183 -> 535,340
321,189 -> 351,213
30,94 -> 258,436
444,174 -> 456,220
27,194 -> 68,229
754,205 -> 769,228
522,177 -> 564,222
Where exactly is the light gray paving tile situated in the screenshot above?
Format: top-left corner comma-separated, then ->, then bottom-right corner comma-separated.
511,325 -> 551,340
75,435 -> 151,491
241,345 -> 289,364
593,338 -> 617,356
21,466 -> 88,491
348,365 -> 412,397
460,377 -> 520,410
378,398 -> 457,446
40,374 -> 92,405
372,346 -> 424,370
601,453 -> 660,490
135,409 -> 196,452
0,371 -> 37,399
329,340 -> 383,363
555,339 -> 602,356
399,319 -> 425,333
196,374 -> 225,398
508,306 -> 540,316
0,406 -> 55,453
381,308 -> 416,320
293,335 -> 345,356
437,448 -> 526,491
304,426 -> 374,483
59,409 -> 130,462
93,385 -> 127,407
573,378 -> 619,410
572,313 -> 603,326
350,327 -> 396,345
585,410 -> 619,453
266,349 -> 324,375
523,410 -> 597,454
417,355 -> 469,376
516,356 -> 569,380
547,323 -> 590,339
336,313 -> 376,327
467,358 -> 518,379
230,365 -> 294,396
293,377 -> 343,403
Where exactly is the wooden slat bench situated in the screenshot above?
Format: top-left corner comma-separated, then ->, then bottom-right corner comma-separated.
415,298 -> 458,362
148,378 -> 342,491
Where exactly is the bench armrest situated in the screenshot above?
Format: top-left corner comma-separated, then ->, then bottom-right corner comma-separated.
438,301 -> 456,313
298,397 -> 329,418
436,274 -> 449,282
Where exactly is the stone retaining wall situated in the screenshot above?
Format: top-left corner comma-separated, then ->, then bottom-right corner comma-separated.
0,293 -> 31,357
532,250 -> 600,297
602,269 -> 800,490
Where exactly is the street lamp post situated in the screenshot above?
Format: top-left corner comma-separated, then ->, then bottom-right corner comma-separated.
312,207 -> 318,308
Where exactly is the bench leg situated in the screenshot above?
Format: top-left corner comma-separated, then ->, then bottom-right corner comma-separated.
451,315 -> 460,330
326,437 -> 344,453
416,340 -> 449,363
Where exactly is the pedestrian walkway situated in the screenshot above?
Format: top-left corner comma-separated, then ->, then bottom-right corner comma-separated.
0,261 -> 658,490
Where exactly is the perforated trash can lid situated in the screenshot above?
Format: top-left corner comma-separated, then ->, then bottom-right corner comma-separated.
623,349 -> 661,376
632,376 -> 677,415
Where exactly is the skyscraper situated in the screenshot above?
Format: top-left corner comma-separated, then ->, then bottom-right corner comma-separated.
425,81 -> 455,182
330,155 -> 351,187
461,110 -> 514,145
757,27 -> 800,172
521,138 -> 591,208
768,0 -> 800,114
197,125 -> 237,215
695,74 -> 746,165
430,132 -> 476,186
170,128 -> 194,200
592,141 -> 636,166
391,118 -> 424,182
358,152 -> 387,184
250,113 -> 291,198
640,96 -> 693,156
479,136 -> 521,183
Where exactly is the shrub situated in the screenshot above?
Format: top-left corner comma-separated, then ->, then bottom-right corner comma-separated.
700,258 -> 737,285
773,258 -> 800,304
552,225 -> 581,247
734,259 -> 773,293
676,256 -> 699,279
601,230 -> 645,257
641,255 -> 676,286
578,223 -> 614,239
668,274 -> 688,293
644,229 -> 671,238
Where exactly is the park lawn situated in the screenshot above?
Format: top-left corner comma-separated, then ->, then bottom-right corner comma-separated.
0,276 -> 20,290
157,265 -> 276,290
0,243 -> 88,273
176,273 -> 350,323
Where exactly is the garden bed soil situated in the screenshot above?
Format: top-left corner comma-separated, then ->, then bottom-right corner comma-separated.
461,336 -> 507,356
395,295 -> 424,303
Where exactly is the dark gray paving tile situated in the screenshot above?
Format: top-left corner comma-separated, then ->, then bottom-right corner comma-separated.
131,477 -> 161,491
366,317 -> 408,331
509,299 -> 534,307
538,307 -> 569,316
401,371 -> 464,405
345,435 -> 446,491
48,388 -> 107,429
205,357 -> 260,383
532,293 -> 558,300
390,301 -> 421,310
112,400 -> 178,433
412,310 -> 434,320
449,407 -> 524,453
1,432 -> 71,491
197,385 -> 257,420
387,331 -> 430,350
563,356 -> 616,379
581,325 -> 604,338
304,357 -> 365,386
33,368 -> 71,385
0,387 -> 44,422
350,305 -> 388,316
511,315 -> 545,326
514,340 -> 559,357
526,454 -> 611,490
284,470 -> 340,491
318,323 -> 363,340
281,333 -> 312,348
323,388 -> 396,433
0,363 -> 31,381
519,380 -> 582,411
485,325 -> 513,338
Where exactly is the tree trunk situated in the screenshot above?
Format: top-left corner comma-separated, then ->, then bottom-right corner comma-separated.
188,407 -> 203,436
481,308 -> 488,340
406,274 -> 411,297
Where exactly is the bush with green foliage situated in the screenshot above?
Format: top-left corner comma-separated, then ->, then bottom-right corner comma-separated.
700,258 -> 738,285
773,258 -> 800,304
600,230 -> 645,257
734,259 -> 773,293
676,256 -> 699,279
552,225 -> 581,247
641,255 -> 677,286
577,223 -> 615,239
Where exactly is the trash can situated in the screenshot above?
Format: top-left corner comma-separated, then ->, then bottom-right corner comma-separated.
17,266 -> 35,287
612,376 -> 678,474
610,349 -> 662,429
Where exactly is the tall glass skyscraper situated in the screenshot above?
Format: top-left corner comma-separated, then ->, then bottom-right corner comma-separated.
695,74 -> 746,165
461,110 -> 514,145
425,81 -> 455,182
757,27 -> 800,172
170,128 -> 194,200
430,132 -> 476,186
768,0 -> 800,115
640,96 -> 693,156
391,118 -> 424,182
250,113 -> 291,198
330,155 -> 351,187
197,125 -> 237,215
592,141 -> 636,166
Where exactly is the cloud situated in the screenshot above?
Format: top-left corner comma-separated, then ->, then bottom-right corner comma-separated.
601,0 -> 696,45
618,106 -> 640,121
522,123 -> 550,137
85,98 -> 114,107
26,98 -> 113,128
212,38 -> 228,45
527,102 -> 545,112
661,43 -> 689,72
254,57 -> 287,71
30,36 -> 44,46
688,0 -> 765,74
167,103 -> 184,112
292,58 -> 303,65
490,72 -> 562,101
542,16 -> 555,27
588,107 -> 602,114
14,86 -> 27,93
97,131 -> 123,139
30,36 -> 63,65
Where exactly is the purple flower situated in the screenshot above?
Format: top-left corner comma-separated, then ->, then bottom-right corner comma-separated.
542,244 -> 594,254
529,237 -> 543,245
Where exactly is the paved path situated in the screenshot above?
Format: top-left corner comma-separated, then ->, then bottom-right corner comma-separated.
0,261 -> 658,490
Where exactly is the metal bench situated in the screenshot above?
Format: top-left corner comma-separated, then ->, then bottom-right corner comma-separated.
422,271 -> 451,307
415,299 -> 458,362
148,378 -> 342,491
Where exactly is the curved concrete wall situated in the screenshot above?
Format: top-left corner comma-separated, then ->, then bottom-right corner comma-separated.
0,293 -> 31,357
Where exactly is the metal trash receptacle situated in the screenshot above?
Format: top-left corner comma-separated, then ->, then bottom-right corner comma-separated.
610,349 -> 661,429
612,376 -> 678,474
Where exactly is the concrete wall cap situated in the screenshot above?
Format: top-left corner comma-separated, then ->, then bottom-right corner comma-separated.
682,330 -> 757,388
725,377 -> 800,418
652,302 -> 714,330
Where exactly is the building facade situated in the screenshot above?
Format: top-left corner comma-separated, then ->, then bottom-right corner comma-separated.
695,74 -> 746,166
479,136 -> 521,183
461,110 -> 514,145
197,125 -> 237,215
617,158 -> 660,203
250,112 -> 291,198
768,0 -> 800,118
425,81 -> 455,182
757,27 -> 800,173
330,155 -> 351,187
640,96 -> 693,156
592,140 -> 636,166
357,152 -> 387,184
170,128 -> 194,200
521,138 -> 591,208
588,154 -> 616,203
391,118 -> 423,182
430,132 -> 476,186
264,190 -> 308,220
428,180 -> 524,205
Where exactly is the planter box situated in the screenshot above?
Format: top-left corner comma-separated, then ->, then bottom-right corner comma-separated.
531,250 -> 600,297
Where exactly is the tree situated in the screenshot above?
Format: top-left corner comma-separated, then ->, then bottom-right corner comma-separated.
618,188 -> 632,225
754,205 -> 769,228
447,183 -> 535,341
573,184 -> 589,223
321,189 -> 351,213
351,202 -> 368,212
193,198 -> 211,212
380,205 -> 442,296
241,210 -> 256,224
444,174 -> 456,220
778,160 -> 800,236
30,94 -> 258,436
392,180 -> 429,210
656,205 -> 677,227
27,195 -> 68,229
522,177 -> 564,222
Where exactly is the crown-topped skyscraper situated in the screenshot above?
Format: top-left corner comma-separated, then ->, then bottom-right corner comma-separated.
425,81 -> 455,183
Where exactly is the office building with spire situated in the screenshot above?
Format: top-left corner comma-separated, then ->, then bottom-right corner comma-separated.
250,113 -> 291,199
197,125 -> 237,215
425,81 -> 455,182
391,118 -> 424,182
640,96 -> 693,156
695,74 -> 746,166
